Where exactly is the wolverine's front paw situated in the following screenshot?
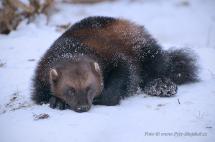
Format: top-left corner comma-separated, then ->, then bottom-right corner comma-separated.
144,78 -> 177,97
49,96 -> 69,110
93,93 -> 120,106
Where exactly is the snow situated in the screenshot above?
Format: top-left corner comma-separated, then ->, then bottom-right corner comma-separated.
0,0 -> 215,142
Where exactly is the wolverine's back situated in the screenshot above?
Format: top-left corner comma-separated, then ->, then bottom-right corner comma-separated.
62,16 -> 158,60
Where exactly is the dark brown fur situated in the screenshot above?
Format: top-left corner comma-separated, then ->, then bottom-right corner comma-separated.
66,19 -> 153,60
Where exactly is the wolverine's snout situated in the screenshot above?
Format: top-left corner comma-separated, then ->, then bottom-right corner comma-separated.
74,105 -> 91,112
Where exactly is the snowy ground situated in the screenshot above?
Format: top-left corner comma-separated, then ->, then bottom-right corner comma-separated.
0,0 -> 215,142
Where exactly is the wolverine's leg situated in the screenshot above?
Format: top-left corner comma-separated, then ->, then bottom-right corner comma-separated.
93,67 -> 127,106
93,59 -> 136,106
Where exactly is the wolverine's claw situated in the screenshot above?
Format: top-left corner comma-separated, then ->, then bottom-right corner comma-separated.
49,96 -> 66,110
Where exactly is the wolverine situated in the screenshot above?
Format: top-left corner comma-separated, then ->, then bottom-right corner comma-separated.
32,16 -> 198,112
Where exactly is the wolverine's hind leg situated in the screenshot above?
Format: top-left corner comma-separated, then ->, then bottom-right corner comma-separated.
139,44 -> 177,97
143,77 -> 177,97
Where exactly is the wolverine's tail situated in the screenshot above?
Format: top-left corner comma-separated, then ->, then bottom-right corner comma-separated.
166,48 -> 198,85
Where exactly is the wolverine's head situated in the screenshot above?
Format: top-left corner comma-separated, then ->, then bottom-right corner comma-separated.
49,59 -> 103,112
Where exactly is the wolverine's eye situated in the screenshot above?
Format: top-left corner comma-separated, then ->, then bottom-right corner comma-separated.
86,86 -> 94,95
67,88 -> 75,96
86,86 -> 91,93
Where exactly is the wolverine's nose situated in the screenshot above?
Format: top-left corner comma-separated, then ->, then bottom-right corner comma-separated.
75,105 -> 91,112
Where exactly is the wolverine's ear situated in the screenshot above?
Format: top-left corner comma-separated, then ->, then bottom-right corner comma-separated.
94,62 -> 100,73
49,68 -> 59,82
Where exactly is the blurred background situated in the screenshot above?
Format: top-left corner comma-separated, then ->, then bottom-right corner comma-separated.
2,0 -> 119,34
